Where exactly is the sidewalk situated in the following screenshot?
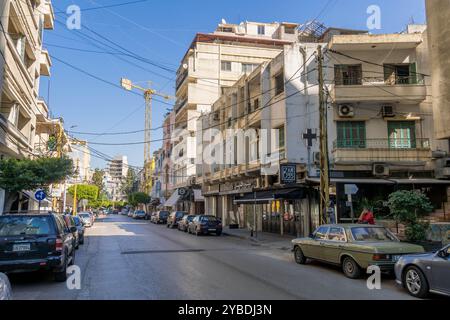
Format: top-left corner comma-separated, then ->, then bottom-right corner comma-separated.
222,227 -> 296,251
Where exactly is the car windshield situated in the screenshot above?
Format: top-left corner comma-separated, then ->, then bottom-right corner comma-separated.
160,211 -> 169,217
136,211 -> 145,214
201,216 -> 218,222
79,214 -> 90,219
0,216 -> 52,236
351,227 -> 398,242
187,216 -> 195,221
175,212 -> 185,218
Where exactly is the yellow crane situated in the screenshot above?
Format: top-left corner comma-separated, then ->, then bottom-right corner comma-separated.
120,78 -> 174,193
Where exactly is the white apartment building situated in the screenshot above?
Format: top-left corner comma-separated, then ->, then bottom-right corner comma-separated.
169,21 -> 300,213
0,0 -> 54,213
200,24 -> 450,236
103,155 -> 128,201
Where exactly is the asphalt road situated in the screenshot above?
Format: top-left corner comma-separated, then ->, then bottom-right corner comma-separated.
9,214 -> 417,300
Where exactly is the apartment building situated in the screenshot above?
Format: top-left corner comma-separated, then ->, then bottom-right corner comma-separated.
199,24 -> 450,236
169,21 -> 300,213
0,0 -> 54,213
103,155 -> 128,201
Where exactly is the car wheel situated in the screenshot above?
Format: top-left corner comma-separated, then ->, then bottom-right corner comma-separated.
70,249 -> 75,266
294,246 -> 307,265
404,266 -> 429,299
195,228 -> 201,236
216,231 -> 222,236
166,224 -> 170,228
79,237 -> 84,245
54,254 -> 68,282
342,257 -> 361,279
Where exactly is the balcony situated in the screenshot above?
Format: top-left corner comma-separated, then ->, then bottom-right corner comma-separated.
174,98 -> 188,114
332,75 -> 426,103
176,70 -> 188,92
332,138 -> 431,164
40,49 -> 52,76
42,1 -> 55,30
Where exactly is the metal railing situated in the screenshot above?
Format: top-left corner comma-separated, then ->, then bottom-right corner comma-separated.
176,71 -> 188,91
333,138 -> 430,150
335,74 -> 425,86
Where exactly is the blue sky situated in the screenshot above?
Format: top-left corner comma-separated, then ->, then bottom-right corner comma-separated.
44,0 -> 426,170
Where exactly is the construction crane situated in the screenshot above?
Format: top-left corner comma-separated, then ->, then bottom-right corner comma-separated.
120,78 -> 174,193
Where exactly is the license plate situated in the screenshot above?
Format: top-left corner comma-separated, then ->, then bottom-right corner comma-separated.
13,244 -> 31,252
208,229 -> 216,232
393,255 -> 402,262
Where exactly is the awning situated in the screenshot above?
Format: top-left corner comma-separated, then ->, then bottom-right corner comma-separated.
193,189 -> 204,202
234,188 -> 305,204
164,192 -> 180,207
306,177 -> 450,185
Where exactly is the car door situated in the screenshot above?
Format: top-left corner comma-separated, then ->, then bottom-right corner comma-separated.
321,227 -> 347,264
302,226 -> 329,260
56,216 -> 73,254
431,246 -> 450,294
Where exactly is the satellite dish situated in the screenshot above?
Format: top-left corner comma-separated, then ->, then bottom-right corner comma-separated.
221,18 -> 227,24
183,63 -> 188,70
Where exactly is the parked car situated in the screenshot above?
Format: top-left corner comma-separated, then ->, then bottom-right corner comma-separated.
78,212 -> 93,228
151,211 -> 169,224
72,216 -> 85,245
167,211 -> 187,229
63,215 -> 80,249
188,215 -> 222,236
0,212 -> 76,282
395,244 -> 450,298
127,210 -> 134,217
0,273 -> 12,300
178,215 -> 196,232
133,210 -> 146,220
292,224 -> 425,279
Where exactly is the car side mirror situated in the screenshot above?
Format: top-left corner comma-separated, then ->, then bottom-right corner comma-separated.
438,249 -> 450,259
309,233 -> 315,239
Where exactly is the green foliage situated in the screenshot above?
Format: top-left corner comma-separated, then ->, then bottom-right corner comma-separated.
388,190 -> 433,242
405,221 -> 430,242
68,184 -> 99,202
388,190 -> 433,223
89,199 -> 112,209
91,169 -> 104,195
128,192 -> 150,206
0,157 -> 73,192
121,168 -> 136,195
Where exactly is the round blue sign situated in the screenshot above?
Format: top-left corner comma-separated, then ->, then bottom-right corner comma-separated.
35,190 -> 47,201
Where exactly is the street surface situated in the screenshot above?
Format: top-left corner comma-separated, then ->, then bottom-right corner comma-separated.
9,215 -> 416,300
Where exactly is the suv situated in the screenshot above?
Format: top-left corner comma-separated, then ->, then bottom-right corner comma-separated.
63,215 -> 80,249
0,213 -> 76,282
151,211 -> 169,224
167,211 -> 187,229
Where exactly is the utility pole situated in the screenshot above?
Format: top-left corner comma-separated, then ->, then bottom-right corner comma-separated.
120,78 -> 174,194
73,184 -> 78,215
317,45 -> 330,225
52,118 -> 64,211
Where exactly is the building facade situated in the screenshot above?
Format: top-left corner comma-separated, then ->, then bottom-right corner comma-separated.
0,0 -> 55,213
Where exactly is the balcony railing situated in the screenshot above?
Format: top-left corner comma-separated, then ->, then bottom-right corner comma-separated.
335,75 -> 425,86
176,70 -> 188,91
333,138 -> 430,150
174,98 -> 188,114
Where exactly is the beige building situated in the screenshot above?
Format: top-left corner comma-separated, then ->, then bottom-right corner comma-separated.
425,0 -> 450,140
169,21 -> 299,213
0,0 -> 55,213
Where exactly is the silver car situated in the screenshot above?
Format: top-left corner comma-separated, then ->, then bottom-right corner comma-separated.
395,244 -> 450,298
0,272 -> 12,300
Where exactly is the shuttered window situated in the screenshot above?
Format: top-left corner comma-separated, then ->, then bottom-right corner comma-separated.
336,121 -> 366,148
388,121 -> 416,149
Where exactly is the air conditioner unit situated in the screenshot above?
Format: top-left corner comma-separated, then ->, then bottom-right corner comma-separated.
338,104 -> 354,118
373,163 -> 389,177
381,105 -> 395,118
212,112 -> 220,121
313,152 -> 321,165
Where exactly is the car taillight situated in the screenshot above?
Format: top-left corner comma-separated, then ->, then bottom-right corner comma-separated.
55,238 -> 63,252
372,254 -> 389,261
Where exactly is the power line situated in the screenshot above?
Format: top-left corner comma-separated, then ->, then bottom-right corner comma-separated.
55,0 -> 152,13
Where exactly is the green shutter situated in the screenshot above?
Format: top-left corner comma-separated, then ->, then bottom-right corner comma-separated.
337,122 -> 366,148
388,121 -> 416,149
409,63 -> 417,84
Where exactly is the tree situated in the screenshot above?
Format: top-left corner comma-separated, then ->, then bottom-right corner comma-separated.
128,192 -> 151,206
0,157 -> 73,211
67,185 -> 99,202
121,168 -> 136,196
388,190 -> 434,242
91,169 -> 104,196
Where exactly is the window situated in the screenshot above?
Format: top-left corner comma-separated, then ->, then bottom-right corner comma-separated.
274,72 -> 284,96
351,227 -> 398,242
336,121 -> 366,148
284,26 -> 296,34
384,63 -> 418,85
242,63 -> 256,73
0,216 -> 52,236
327,227 -> 346,242
334,65 -> 362,85
257,25 -> 265,35
314,226 -> 329,240
388,121 -> 416,149
221,61 -> 232,72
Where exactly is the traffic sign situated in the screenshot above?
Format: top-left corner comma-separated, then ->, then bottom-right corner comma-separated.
344,184 -> 359,195
35,190 -> 47,201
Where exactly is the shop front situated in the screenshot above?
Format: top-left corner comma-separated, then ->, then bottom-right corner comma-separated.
234,187 -> 318,237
